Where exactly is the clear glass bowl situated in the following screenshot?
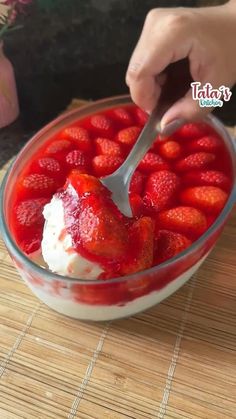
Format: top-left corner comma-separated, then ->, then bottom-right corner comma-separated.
1,95 -> 236,321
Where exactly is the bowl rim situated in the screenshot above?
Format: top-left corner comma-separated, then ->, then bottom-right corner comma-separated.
0,94 -> 236,285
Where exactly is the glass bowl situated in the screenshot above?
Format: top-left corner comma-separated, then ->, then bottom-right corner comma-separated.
0,95 -> 236,321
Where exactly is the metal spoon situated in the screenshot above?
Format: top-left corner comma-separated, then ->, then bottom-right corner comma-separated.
101,108 -> 183,217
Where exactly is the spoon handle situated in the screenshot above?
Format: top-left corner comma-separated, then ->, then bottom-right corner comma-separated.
118,107 -> 161,182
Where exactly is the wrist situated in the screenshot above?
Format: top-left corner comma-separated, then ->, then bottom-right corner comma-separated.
225,0 -> 236,14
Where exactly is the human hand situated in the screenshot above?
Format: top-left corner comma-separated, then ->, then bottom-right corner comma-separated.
126,2 -> 236,130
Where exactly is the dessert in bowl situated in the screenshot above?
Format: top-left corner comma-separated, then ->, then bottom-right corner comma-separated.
0,95 -> 235,321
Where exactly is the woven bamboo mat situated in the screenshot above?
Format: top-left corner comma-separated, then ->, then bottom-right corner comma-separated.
0,101 -> 235,419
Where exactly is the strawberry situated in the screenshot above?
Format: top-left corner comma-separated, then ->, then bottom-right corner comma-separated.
90,114 -> 114,138
138,152 -> 169,173
20,174 -> 56,197
159,140 -> 182,160
143,170 -> 180,212
66,150 -> 89,170
15,198 -> 48,227
175,152 -> 215,172
188,135 -> 222,153
38,157 -> 61,174
129,193 -> 144,217
155,230 -> 192,263
117,126 -> 141,147
158,206 -> 207,237
180,186 -> 228,214
134,107 -> 148,126
60,126 -> 92,153
183,170 -> 230,191
20,230 -> 42,254
111,107 -> 133,126
78,194 -> 128,259
68,172 -> 107,195
129,171 -> 145,195
63,174 -> 128,261
95,137 -> 122,157
175,122 -> 210,140
46,139 -> 73,155
92,155 -> 123,177
121,217 -> 154,275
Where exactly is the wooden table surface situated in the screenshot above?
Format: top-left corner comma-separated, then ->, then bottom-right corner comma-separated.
0,102 -> 235,419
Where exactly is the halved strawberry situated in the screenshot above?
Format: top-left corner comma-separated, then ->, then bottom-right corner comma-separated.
60,126 -> 92,153
121,217 -> 154,275
180,186 -> 228,214
63,173 -> 128,261
183,170 -> 230,191
159,140 -> 182,160
78,194 -> 128,259
67,171 -> 107,195
143,170 -> 180,212
134,107 -> 148,126
155,230 -> 192,263
90,114 -> 114,138
175,152 -> 215,172
95,137 -> 122,157
129,193 -> 144,217
38,157 -> 61,174
46,139 -> 73,155
188,135 -> 222,153
111,107 -> 133,126
66,149 -> 89,170
138,152 -> 169,173
129,171 -> 145,195
15,198 -> 48,227
92,155 -> 123,177
117,126 -> 141,147
175,122 -> 210,140
20,174 -> 56,197
158,206 -> 207,237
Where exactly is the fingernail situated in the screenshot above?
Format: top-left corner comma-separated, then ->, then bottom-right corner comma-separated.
160,118 -> 185,138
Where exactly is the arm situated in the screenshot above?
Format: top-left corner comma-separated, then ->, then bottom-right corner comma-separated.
126,1 -> 236,129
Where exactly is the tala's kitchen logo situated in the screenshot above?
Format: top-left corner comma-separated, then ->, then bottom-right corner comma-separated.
191,82 -> 232,107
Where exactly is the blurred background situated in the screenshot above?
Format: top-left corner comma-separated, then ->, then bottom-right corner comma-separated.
0,0 -> 235,164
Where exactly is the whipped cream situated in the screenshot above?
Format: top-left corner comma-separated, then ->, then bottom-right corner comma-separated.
41,195 -> 104,279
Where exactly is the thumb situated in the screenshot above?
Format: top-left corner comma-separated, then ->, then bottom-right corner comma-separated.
160,88 -> 212,131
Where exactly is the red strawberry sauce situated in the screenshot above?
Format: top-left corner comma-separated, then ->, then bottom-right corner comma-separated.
9,104 -> 234,305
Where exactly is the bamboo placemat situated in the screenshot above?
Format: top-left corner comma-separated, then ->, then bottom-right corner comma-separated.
0,101 -> 235,419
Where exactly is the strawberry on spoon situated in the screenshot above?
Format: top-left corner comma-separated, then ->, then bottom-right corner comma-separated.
42,172 -> 155,278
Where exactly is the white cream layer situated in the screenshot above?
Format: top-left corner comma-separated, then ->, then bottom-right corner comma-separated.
24,253 -> 209,321
40,195 -> 104,279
